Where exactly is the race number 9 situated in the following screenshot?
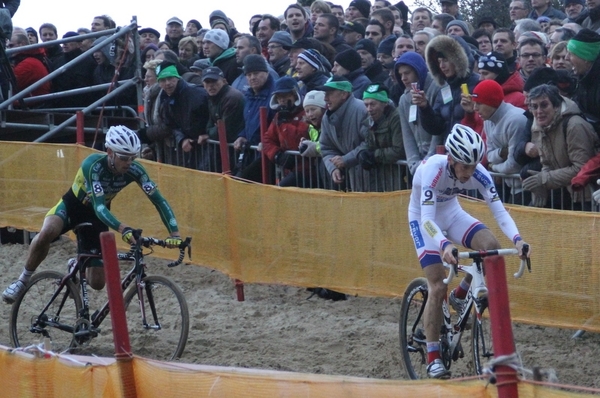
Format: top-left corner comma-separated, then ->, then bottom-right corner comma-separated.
424,190 -> 433,200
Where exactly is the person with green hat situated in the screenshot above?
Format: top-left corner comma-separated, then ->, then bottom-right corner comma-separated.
318,76 -> 369,191
155,61 -> 210,168
567,28 -> 600,135
358,84 -> 406,191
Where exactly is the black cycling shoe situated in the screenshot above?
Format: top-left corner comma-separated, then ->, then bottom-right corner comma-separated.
307,288 -> 347,301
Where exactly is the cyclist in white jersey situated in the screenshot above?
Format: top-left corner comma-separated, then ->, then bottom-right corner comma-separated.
408,124 -> 530,379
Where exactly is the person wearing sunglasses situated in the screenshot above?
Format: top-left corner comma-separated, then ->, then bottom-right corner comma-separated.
2,126 -> 182,304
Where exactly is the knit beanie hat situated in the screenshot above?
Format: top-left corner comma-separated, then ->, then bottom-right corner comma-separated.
563,0 -> 585,6
472,79 -> 504,108
362,84 -> 389,102
335,49 -> 362,72
377,35 -> 397,56
355,39 -> 377,58
446,20 -> 470,36
477,51 -> 510,85
209,10 -> 230,33
349,0 -> 371,18
303,90 -> 326,108
243,54 -> 269,74
477,16 -> 497,29
26,27 -> 38,40
298,49 -> 323,71
156,62 -> 181,80
203,29 -> 229,50
567,28 -> 600,62
523,67 -> 558,92
187,19 -> 202,30
269,31 -> 293,49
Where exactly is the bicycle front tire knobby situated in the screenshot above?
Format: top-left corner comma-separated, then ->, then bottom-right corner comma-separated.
399,277 -> 429,379
471,298 -> 493,375
10,270 -> 82,354
123,274 -> 189,361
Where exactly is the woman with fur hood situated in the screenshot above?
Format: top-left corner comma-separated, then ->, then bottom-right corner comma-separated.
411,35 -> 479,140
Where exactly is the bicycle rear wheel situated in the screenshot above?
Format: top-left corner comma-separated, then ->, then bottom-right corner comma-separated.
471,298 -> 493,375
124,274 -> 189,361
399,277 -> 429,379
10,270 -> 82,353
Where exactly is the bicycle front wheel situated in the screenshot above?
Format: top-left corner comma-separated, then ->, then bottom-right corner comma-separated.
399,277 -> 429,379
10,270 -> 82,354
124,274 -> 189,361
471,298 -> 493,375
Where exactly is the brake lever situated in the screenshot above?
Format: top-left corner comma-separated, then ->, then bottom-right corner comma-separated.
451,247 -> 459,276
522,243 -> 531,273
167,237 -> 192,268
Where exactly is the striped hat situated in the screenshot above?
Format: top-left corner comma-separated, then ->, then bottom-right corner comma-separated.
298,49 -> 323,71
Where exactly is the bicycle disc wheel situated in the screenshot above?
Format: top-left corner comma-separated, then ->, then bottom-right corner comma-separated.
124,274 -> 189,361
471,298 -> 493,375
399,277 -> 429,379
10,270 -> 82,354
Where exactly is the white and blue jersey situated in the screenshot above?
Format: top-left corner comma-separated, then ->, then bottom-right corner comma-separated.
408,155 -> 521,268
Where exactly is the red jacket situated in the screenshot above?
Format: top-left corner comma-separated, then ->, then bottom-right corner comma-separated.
12,48 -> 51,97
263,107 -> 309,167
502,71 -> 526,111
571,152 -> 600,191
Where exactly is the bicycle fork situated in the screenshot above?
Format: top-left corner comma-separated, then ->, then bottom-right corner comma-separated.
135,278 -> 162,331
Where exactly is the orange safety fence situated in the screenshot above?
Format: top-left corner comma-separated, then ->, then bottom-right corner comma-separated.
0,346 -> 597,398
0,142 -> 599,333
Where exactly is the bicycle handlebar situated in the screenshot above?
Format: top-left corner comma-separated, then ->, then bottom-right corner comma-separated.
117,231 -> 192,268
443,244 -> 530,285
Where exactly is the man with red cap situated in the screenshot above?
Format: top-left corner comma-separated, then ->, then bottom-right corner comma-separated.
461,79 -> 529,203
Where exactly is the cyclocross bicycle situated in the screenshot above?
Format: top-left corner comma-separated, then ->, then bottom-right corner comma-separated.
9,223 -> 192,361
399,245 -> 530,379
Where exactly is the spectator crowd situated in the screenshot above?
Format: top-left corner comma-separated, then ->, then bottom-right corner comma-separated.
6,0 -> 600,210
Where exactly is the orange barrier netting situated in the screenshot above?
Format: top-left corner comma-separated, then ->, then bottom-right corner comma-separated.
0,346 -> 597,398
0,142 -> 599,333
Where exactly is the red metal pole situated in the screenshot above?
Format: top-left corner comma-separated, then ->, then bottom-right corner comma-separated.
217,119 -> 231,174
100,232 -> 138,398
76,111 -> 85,145
259,106 -> 269,184
485,255 -> 519,398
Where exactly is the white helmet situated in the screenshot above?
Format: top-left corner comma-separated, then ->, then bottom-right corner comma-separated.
105,125 -> 141,155
445,124 -> 485,165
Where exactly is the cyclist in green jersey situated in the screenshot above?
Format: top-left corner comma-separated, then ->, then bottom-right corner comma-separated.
3,125 -> 182,304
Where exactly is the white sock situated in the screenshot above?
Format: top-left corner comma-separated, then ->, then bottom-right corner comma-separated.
18,269 -> 34,283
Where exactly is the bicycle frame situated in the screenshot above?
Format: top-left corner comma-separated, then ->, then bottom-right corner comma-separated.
439,257 -> 488,367
26,228 -> 191,343
440,247 -> 529,369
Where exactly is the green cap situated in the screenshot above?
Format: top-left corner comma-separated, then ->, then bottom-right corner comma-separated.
157,64 -> 181,80
362,84 -> 389,102
319,76 -> 353,93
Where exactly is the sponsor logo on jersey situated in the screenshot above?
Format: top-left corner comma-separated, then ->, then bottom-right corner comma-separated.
409,221 -> 424,249
96,204 -> 105,212
423,220 -> 438,238
430,166 -> 443,188
169,218 -> 177,227
142,182 -> 156,195
92,173 -> 99,180
440,187 -> 467,196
